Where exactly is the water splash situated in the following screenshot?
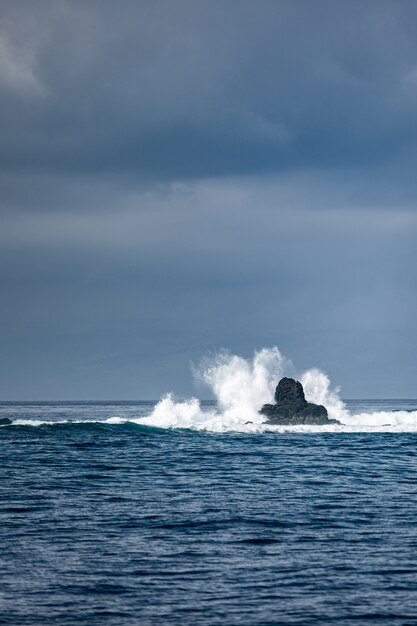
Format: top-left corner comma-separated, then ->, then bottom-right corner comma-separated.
140,347 -> 417,432
198,347 -> 286,417
301,368 -> 349,422
142,347 -> 286,431
5,348 -> 416,432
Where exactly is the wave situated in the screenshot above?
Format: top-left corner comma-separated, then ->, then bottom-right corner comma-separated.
2,347 -> 416,432
139,347 -> 417,433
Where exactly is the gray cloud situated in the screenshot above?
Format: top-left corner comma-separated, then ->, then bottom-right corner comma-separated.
2,1 -> 417,180
1,175 -> 416,397
1,1 -> 417,398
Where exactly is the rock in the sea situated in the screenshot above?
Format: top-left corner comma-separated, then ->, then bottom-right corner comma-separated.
260,377 -> 340,425
0,417 -> 12,426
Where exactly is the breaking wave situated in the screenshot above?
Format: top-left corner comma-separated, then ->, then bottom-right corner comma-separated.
139,347 -> 417,433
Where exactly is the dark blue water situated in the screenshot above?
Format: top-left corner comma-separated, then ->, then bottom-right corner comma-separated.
2,401 -> 417,625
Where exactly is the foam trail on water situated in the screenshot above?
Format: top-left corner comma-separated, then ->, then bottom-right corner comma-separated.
140,347 -> 417,432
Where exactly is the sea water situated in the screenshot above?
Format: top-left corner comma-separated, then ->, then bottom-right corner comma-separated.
2,349 -> 417,625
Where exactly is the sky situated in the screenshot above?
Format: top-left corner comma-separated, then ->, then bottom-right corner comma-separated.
1,0 -> 417,399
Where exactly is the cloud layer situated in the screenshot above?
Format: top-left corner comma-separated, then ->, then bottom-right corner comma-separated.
1,1 -> 417,398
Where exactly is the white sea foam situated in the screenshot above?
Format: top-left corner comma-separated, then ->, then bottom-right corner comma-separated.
3,349 -> 416,432
140,347 -> 417,433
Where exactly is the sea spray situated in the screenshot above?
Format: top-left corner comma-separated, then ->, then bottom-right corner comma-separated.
4,349 -> 417,431
142,348 -> 286,431
198,347 -> 286,417
141,347 -> 345,431
140,347 -> 417,432
301,368 -> 349,422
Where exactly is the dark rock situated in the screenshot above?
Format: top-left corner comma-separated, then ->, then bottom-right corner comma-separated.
0,417 -> 12,426
260,377 -> 340,425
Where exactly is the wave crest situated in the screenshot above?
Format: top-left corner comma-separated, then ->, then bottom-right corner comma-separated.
140,347 -> 417,433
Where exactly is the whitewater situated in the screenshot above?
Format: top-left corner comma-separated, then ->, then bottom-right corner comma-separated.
132,347 -> 417,433
3,347 -> 416,432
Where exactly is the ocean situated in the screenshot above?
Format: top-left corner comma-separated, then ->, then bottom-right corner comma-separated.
2,396 -> 417,626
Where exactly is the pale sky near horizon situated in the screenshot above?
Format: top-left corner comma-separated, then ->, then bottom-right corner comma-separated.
1,0 -> 417,399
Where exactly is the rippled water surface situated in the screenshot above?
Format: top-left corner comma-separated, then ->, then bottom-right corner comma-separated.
2,401 -> 417,625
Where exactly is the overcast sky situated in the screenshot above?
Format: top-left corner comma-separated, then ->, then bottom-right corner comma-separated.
1,0 -> 417,399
